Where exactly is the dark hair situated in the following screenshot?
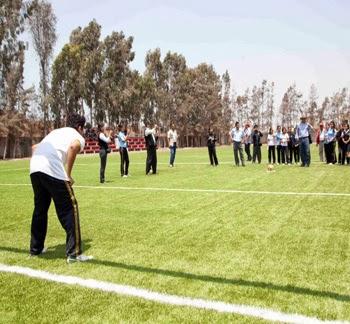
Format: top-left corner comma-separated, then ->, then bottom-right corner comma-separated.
253,124 -> 258,129
97,123 -> 104,132
67,113 -> 85,130
235,121 -> 239,127
269,127 -> 273,134
118,124 -> 123,131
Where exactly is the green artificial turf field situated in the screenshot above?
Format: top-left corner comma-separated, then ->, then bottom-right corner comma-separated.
0,146 -> 349,323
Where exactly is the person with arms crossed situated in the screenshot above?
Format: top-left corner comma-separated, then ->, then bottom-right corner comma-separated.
29,113 -> 92,263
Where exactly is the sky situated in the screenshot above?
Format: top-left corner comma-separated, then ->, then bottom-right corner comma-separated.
23,0 -> 350,106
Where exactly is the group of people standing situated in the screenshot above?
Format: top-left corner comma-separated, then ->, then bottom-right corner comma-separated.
97,123 -> 130,183
207,117 -> 350,167
97,122 -> 179,182
316,121 -> 350,165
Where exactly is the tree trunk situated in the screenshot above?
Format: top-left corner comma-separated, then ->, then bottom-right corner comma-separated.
3,136 -> 8,160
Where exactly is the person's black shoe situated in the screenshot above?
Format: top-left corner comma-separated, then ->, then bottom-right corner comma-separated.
30,247 -> 47,257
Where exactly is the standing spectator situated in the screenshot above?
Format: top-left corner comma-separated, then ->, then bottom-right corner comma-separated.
267,127 -> 276,164
289,127 -> 300,164
296,116 -> 313,167
287,127 -> 294,164
117,124 -> 129,177
98,123 -> 113,183
280,127 -> 290,165
29,113 -> 92,263
207,128 -> 219,166
167,124 -> 178,167
341,123 -> 350,165
324,121 -> 337,164
252,124 -> 263,164
243,123 -> 252,161
336,124 -> 345,164
145,123 -> 158,175
275,126 -> 282,164
230,121 -> 245,166
316,123 -> 326,162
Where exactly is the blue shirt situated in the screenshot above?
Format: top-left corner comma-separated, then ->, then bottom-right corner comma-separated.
275,131 -> 282,145
325,128 -> 336,144
297,122 -> 311,138
117,131 -> 127,148
230,128 -> 244,142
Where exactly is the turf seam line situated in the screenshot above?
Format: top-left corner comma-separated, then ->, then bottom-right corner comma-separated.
0,183 -> 349,197
0,264 -> 347,324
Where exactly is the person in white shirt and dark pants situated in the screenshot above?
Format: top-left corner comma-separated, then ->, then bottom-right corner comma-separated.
117,124 -> 129,177
167,124 -> 178,167
230,122 -> 245,166
29,113 -> 92,263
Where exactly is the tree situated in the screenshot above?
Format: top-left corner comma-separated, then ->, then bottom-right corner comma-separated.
162,51 -> 187,127
51,44 -> 83,126
70,20 -> 102,124
0,0 -> 28,111
308,84 -> 318,127
99,31 -> 135,124
27,0 -> 57,135
221,70 -> 232,134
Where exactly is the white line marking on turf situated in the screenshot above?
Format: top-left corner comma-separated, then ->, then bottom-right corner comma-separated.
0,183 -> 349,197
0,264 -> 347,324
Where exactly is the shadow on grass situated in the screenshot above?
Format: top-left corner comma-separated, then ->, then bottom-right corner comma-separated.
0,244 -> 349,303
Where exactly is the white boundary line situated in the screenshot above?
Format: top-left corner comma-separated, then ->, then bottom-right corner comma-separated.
0,264 -> 347,324
0,183 -> 349,197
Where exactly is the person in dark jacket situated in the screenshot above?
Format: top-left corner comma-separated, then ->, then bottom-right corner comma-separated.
207,128 -> 219,166
145,123 -> 158,175
252,124 -> 263,164
336,124 -> 344,164
98,123 -> 113,183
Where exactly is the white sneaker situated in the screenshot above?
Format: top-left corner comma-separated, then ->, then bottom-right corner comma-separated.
123,175 -> 128,178
67,254 -> 93,264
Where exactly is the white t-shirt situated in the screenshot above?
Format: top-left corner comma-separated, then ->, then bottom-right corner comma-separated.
267,134 -> 275,146
167,129 -> 178,146
280,133 -> 289,146
30,127 -> 85,181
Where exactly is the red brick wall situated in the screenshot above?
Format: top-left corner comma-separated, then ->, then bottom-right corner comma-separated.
83,137 -> 146,154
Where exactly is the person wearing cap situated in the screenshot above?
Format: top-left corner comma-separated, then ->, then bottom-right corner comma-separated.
296,116 -> 313,167
316,123 -> 326,162
243,123 -> 252,161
